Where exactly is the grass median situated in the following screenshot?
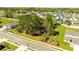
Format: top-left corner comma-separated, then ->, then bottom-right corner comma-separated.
0,41 -> 18,51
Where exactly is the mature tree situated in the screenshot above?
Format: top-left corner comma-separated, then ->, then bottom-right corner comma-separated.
43,14 -> 60,36
17,13 -> 44,35
4,9 -> 13,18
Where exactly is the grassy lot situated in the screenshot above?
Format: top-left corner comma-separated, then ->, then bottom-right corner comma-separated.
0,41 -> 18,51
66,27 -> 79,32
73,23 -> 79,26
55,26 -> 66,42
0,17 -> 15,25
9,26 -> 73,51
9,28 -> 43,41
54,26 -> 73,51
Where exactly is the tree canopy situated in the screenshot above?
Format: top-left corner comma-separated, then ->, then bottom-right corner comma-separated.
17,13 -> 61,36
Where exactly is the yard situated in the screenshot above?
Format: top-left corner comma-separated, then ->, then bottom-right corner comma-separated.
66,27 -> 79,32
0,17 -> 16,25
0,41 -> 18,51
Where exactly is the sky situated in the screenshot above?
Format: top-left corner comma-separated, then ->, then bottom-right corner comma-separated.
0,0 -> 79,7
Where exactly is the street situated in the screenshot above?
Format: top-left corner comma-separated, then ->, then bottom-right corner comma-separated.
65,30 -> 79,45
0,31 -> 62,51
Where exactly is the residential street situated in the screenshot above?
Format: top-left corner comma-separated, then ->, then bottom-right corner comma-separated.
0,31 -> 62,51
65,30 -> 79,45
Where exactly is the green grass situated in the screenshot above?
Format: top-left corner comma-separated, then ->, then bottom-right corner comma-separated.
9,28 -> 43,41
59,42 -> 73,51
73,23 -> 79,26
54,26 -> 73,51
0,17 -> 15,25
0,41 -> 18,51
9,26 -> 73,51
55,26 -> 66,42
66,27 -> 79,32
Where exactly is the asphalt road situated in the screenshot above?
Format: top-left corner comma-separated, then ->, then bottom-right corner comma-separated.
65,30 -> 79,45
65,36 -> 79,45
65,30 -> 79,37
0,31 -> 61,51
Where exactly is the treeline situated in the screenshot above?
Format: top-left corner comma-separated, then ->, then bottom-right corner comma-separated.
1,8 -> 79,18
1,8 -> 79,13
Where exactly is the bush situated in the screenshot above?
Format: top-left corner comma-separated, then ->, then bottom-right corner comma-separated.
0,45 -> 5,50
16,27 -> 23,33
52,31 -> 59,36
0,21 -> 2,23
41,34 -> 49,42
0,25 -> 3,28
32,33 -> 41,36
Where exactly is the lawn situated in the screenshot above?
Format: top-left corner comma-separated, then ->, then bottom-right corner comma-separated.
8,26 -> 73,51
0,41 -> 18,51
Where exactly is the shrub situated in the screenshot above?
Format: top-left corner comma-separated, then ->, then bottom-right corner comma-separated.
0,25 -> 3,28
